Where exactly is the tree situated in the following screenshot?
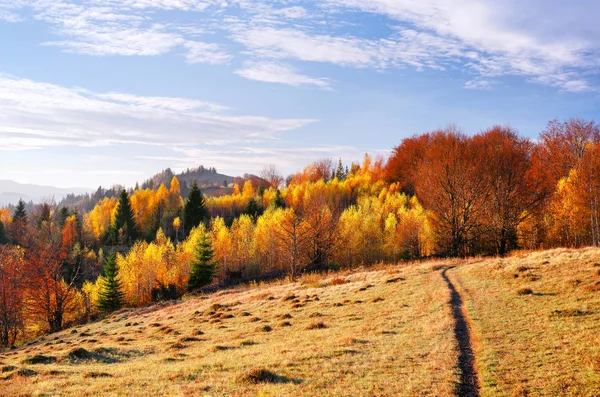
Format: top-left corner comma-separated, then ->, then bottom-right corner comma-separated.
57,207 -> 70,228
184,182 -> 208,235
474,126 -> 549,255
245,198 -> 263,220
0,221 -> 7,245
260,164 -> 283,188
10,199 -> 28,245
0,246 -> 25,347
188,234 -> 216,291
36,202 -> 52,229
335,158 -> 347,181
272,189 -> 286,209
414,128 -> 490,256
275,208 -> 312,280
173,217 -> 181,242
23,223 -> 79,332
13,200 -> 27,223
110,190 -> 138,245
97,253 -> 125,312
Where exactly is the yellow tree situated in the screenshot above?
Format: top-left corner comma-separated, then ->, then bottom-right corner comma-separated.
84,197 -> 117,241
275,208 -> 311,280
209,217 -> 231,279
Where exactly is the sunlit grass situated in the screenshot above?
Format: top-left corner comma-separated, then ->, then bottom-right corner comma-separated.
0,264 -> 457,396
450,248 -> 600,396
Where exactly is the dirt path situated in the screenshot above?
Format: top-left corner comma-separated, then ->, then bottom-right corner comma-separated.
441,268 -> 480,397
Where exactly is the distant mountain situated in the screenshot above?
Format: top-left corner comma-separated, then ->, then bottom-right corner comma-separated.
0,180 -> 93,206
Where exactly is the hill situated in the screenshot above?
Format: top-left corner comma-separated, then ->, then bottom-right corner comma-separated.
2,248 -> 600,396
0,180 -> 92,206
141,166 -> 235,192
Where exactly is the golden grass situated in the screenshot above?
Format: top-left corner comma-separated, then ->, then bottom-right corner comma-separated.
0,265 -> 457,396
7,248 -> 600,396
450,248 -> 600,396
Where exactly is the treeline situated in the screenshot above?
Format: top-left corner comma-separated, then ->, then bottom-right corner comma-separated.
0,118 -> 599,346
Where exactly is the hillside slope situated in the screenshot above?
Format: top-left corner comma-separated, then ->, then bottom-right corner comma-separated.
0,265 -> 457,396
3,248 -> 600,396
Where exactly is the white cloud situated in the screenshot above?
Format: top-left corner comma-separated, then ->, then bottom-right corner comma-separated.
324,0 -> 600,91
0,74 -> 315,150
141,145 -> 390,177
235,61 -> 331,89
3,0 -> 600,91
184,41 -> 232,64
465,79 -> 492,90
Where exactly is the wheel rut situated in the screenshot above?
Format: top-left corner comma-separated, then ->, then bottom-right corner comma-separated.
441,268 -> 480,397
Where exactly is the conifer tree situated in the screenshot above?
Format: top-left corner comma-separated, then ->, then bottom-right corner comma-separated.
272,189 -> 286,209
13,199 -> 27,223
184,182 -> 208,234
109,190 -> 138,244
0,221 -> 7,244
58,206 -> 69,227
245,198 -> 263,220
335,158 -> 347,181
98,253 -> 125,312
188,234 -> 216,291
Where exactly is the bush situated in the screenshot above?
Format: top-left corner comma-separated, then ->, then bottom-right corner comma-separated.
517,287 -> 533,295
22,355 -> 57,365
306,321 -> 327,330
239,368 -> 279,384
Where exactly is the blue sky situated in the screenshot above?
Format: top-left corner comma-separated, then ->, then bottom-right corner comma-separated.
1,0 -> 599,188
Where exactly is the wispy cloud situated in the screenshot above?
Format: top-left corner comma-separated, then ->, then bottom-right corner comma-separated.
184,41 -> 232,64
138,145 -> 390,177
465,79 -> 492,90
235,61 -> 331,89
4,0 -> 600,92
324,0 -> 600,91
0,74 -> 315,150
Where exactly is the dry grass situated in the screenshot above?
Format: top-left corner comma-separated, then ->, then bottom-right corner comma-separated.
450,247 -> 600,396
8,248 -> 598,396
0,263 -> 457,396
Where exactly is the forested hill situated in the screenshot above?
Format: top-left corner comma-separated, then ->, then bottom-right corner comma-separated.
57,165 -> 235,213
140,166 -> 234,191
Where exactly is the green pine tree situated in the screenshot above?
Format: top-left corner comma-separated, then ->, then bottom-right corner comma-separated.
187,234 -> 216,291
58,206 -> 70,227
109,190 -> 138,244
245,198 -> 263,220
13,199 -> 27,223
98,253 -> 125,312
272,189 -> 286,209
184,182 -> 208,234
335,158 -> 347,181
0,221 -> 7,244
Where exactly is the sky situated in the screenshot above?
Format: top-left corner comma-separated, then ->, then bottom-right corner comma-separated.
0,0 -> 599,188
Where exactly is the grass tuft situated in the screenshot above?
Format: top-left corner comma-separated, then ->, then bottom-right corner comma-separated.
22,355 -> 57,365
517,287 -> 533,295
238,368 -> 280,384
306,321 -> 327,330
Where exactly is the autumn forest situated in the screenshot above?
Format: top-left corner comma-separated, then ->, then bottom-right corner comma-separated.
0,118 -> 598,348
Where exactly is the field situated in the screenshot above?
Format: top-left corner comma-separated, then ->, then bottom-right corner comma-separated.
2,248 -> 600,396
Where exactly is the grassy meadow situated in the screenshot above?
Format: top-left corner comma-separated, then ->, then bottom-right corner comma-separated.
2,248 -> 600,396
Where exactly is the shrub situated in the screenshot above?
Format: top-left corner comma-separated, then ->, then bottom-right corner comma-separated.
517,287 -> 533,295
67,348 -> 92,361
239,368 -> 279,384
22,355 -> 57,365
306,321 -> 327,330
